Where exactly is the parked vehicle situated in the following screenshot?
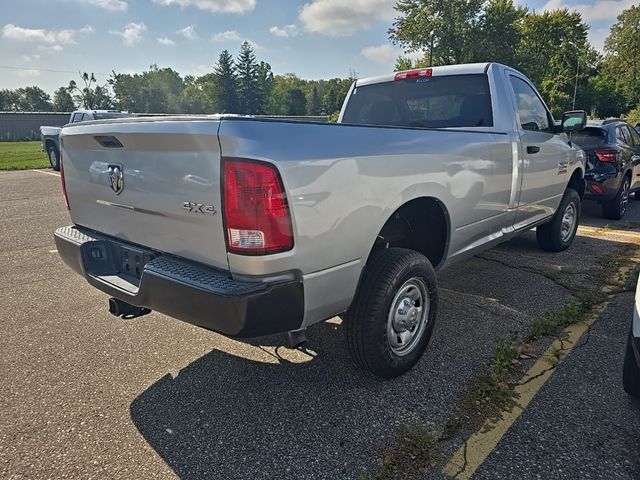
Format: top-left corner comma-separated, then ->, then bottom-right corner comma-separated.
571,119 -> 640,220
623,275 -> 640,400
54,63 -> 587,378
40,110 -> 133,171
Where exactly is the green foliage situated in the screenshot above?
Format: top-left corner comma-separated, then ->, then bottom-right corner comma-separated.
110,65 -> 181,113
52,87 -> 75,111
370,424 -> 442,480
604,5 -> 640,112
212,49 -> 239,113
69,72 -> 114,110
390,0 -> 485,65
0,87 -> 53,111
236,41 -> 262,114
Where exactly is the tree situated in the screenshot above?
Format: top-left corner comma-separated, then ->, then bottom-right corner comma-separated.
603,5 -> 640,111
69,72 -> 114,109
212,49 -> 238,113
236,41 -> 261,114
111,65 -> 184,113
308,85 -> 322,115
476,0 -> 526,66
0,89 -> 20,110
285,88 -> 307,115
389,0 -> 485,65
53,87 -> 75,111
17,86 -> 53,111
517,9 -> 594,115
256,61 -> 274,114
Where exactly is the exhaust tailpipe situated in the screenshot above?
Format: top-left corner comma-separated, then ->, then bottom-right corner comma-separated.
286,328 -> 307,349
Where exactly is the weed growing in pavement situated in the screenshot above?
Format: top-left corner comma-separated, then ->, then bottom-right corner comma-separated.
360,424 -> 441,480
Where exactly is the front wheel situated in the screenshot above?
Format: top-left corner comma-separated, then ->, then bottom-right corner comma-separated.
47,145 -> 60,171
536,187 -> 581,252
602,176 -> 630,220
344,248 -> 438,378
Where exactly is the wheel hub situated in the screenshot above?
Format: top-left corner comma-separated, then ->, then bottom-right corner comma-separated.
387,278 -> 430,356
560,202 -> 576,242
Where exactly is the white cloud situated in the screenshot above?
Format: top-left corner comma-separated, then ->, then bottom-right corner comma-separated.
79,0 -> 128,11
211,30 -> 243,42
21,54 -> 41,62
110,22 -> 147,45
2,24 -> 77,44
361,44 -> 396,63
361,43 -> 424,64
18,69 -> 41,78
269,24 -> 299,38
177,24 -> 197,40
79,25 -> 94,34
153,0 -> 255,13
541,0 -> 636,23
300,0 -> 395,37
157,37 -> 175,45
38,44 -> 64,52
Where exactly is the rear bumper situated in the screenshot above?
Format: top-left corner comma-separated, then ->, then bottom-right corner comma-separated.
584,172 -> 621,201
54,226 -> 304,337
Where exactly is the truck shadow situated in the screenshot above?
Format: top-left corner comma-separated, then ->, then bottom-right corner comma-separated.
129,230 -> 637,480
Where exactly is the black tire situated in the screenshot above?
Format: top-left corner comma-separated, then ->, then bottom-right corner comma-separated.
602,175 -> 630,220
623,329 -> 640,400
344,247 -> 438,378
47,145 -> 60,171
536,187 -> 581,252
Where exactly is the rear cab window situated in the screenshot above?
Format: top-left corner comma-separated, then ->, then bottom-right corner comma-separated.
341,74 -> 493,129
571,128 -> 608,150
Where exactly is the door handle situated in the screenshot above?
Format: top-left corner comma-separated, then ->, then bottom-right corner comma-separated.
527,145 -> 540,154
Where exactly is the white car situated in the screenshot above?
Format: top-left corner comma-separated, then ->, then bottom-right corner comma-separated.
624,276 -> 640,399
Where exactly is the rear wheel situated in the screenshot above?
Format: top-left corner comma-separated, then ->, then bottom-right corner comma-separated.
344,248 -> 438,378
536,187 -> 581,252
47,145 -> 60,171
623,329 -> 640,400
602,176 -> 630,220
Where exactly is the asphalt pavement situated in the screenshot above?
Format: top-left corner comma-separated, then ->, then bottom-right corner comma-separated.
0,169 -> 639,479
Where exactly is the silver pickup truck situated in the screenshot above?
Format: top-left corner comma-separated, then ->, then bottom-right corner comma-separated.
54,63 -> 587,378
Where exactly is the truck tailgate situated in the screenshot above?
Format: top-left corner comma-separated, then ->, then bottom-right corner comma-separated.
60,118 -> 228,270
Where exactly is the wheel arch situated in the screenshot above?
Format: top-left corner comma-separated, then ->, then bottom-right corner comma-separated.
567,167 -> 585,199
44,139 -> 59,153
364,196 -> 451,272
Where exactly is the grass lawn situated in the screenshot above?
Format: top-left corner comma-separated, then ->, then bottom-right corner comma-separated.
0,141 -> 50,170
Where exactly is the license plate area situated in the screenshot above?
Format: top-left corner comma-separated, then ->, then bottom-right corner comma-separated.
119,245 -> 154,281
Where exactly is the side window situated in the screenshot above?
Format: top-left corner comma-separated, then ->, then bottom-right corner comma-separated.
629,126 -> 640,147
617,126 -> 630,145
81,113 -> 92,122
509,76 -> 551,133
71,113 -> 82,123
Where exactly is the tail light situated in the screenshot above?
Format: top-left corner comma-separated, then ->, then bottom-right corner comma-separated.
60,150 -> 70,210
595,148 -> 621,163
223,158 -> 293,255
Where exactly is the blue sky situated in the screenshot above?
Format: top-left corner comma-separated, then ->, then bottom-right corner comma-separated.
0,0 -> 634,94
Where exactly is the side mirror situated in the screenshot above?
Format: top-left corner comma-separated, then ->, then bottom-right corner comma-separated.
561,110 -> 587,132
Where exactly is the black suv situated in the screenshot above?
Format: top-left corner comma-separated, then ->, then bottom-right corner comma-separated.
571,119 -> 640,220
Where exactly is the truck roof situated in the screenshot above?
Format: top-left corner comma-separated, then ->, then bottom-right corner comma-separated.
356,62 -> 494,87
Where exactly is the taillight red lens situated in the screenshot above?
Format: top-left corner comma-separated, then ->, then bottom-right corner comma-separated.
60,150 -> 70,210
394,68 -> 433,81
223,159 -> 293,255
595,148 -> 621,163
